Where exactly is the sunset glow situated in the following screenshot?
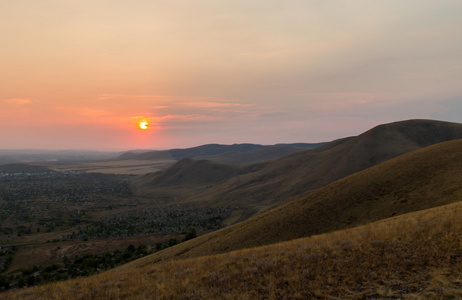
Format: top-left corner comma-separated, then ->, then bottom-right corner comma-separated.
1,1 -> 462,150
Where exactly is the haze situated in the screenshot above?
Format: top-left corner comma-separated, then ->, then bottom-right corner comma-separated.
1,1 -> 462,150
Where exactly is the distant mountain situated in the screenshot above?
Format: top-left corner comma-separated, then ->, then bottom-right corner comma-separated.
130,138 -> 462,263
134,119 -> 462,218
195,143 -> 325,165
117,144 -> 261,161
117,143 -> 324,164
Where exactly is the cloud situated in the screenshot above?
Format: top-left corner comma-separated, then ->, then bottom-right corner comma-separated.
301,93 -> 395,115
52,106 -> 114,124
175,100 -> 254,108
122,97 -> 262,132
145,97 -> 258,122
156,114 -> 222,124
97,94 -> 164,101
2,98 -> 35,105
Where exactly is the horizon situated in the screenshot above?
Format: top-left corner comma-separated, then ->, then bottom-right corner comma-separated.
0,140 -> 325,153
2,1 -> 462,150
0,117 -> 459,153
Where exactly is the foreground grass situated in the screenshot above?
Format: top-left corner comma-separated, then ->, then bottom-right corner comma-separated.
3,201 -> 462,299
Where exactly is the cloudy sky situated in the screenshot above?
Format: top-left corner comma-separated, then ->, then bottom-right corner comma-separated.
1,1 -> 462,150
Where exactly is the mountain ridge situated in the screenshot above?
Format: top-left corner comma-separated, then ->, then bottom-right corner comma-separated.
117,142 -> 325,163
127,138 -> 462,265
135,119 -> 462,217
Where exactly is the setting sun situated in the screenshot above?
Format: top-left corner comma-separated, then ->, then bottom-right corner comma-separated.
139,121 -> 149,130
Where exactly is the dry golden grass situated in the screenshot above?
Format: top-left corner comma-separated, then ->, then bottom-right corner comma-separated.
3,201 -> 462,299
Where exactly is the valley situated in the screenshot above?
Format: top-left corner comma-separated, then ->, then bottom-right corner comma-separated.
0,169 -> 231,282
1,119 -> 462,297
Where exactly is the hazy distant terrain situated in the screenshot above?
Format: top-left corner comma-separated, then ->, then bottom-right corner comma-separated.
117,142 -> 325,165
0,164 -> 53,173
5,143 -> 325,175
0,149 -> 121,165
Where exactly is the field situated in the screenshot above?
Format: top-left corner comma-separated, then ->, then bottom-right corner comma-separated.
41,159 -> 175,175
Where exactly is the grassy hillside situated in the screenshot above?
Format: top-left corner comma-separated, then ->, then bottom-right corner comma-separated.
127,138 -> 462,264
135,119 -> 462,217
138,158 -> 254,187
195,143 -> 326,165
117,143 -> 264,161
118,143 -> 324,165
4,200 -> 462,299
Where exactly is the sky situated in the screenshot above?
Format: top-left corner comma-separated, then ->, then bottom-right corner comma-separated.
1,1 -> 462,150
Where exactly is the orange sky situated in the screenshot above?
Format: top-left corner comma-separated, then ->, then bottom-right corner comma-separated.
1,1 -> 462,150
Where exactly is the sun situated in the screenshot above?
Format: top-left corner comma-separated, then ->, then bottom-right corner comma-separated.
138,121 -> 149,130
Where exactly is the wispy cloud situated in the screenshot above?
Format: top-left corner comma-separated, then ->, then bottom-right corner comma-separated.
175,101 -> 254,108
2,98 -> 35,105
96,94 -> 164,101
130,114 -> 227,126
54,106 -> 113,123
298,93 -> 411,116
123,97 -> 261,131
157,114 -> 222,123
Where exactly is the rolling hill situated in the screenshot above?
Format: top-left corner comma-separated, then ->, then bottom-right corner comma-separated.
194,143 -> 326,164
5,160 -> 462,298
2,120 -> 462,298
141,158 -> 260,187
117,142 -> 324,164
135,119 -> 462,216
117,143 -> 263,160
127,138 -> 462,265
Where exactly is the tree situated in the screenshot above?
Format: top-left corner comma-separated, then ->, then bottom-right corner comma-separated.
168,238 -> 178,247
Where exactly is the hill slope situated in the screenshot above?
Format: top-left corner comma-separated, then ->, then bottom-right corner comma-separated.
136,119 -> 462,214
129,138 -> 462,264
117,142 -> 323,165
117,144 -> 264,161
141,158 -> 262,187
194,143 -> 326,164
